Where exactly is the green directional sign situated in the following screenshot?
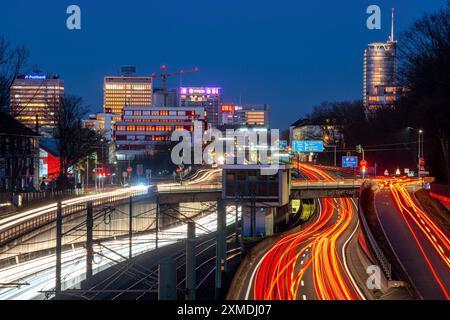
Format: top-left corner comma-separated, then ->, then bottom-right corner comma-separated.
91,152 -> 97,160
356,145 -> 362,154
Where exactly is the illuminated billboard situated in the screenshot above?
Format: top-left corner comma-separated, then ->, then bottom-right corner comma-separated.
221,105 -> 234,112
25,74 -> 46,80
179,87 -> 221,95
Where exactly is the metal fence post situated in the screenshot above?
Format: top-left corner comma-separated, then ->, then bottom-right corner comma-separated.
129,196 -> 133,259
55,201 -> 62,299
215,199 -> 226,299
158,258 -> 176,300
86,201 -> 93,280
186,221 -> 196,300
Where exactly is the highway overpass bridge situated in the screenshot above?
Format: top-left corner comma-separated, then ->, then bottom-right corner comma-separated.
157,179 -> 363,204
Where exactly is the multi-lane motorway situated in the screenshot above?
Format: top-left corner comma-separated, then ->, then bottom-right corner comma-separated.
1,165 -> 449,300
374,179 -> 450,299
238,164 -> 366,300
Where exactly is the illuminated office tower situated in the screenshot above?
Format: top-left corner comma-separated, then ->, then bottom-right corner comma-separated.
103,69 -> 152,114
10,74 -> 64,131
220,104 -> 270,128
178,87 -> 222,129
363,8 -> 404,118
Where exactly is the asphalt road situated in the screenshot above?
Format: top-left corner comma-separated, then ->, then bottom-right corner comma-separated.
233,164 -> 366,300
374,188 -> 450,299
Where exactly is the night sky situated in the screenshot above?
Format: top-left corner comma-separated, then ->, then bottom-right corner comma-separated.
0,0 -> 445,128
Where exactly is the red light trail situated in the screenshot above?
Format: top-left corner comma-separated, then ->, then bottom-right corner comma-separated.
251,163 -> 364,300
387,178 -> 450,299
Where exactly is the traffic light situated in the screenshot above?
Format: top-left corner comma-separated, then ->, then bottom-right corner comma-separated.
361,165 -> 367,174
356,145 -> 362,154
96,168 -> 109,178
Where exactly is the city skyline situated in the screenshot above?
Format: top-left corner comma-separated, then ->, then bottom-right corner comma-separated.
0,1 -> 443,129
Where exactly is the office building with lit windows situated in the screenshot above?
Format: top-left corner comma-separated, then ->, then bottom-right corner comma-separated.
220,103 -> 270,128
114,106 -> 205,160
178,87 -> 222,129
363,9 -> 406,118
103,76 -> 152,114
10,74 -> 64,131
82,113 -> 122,141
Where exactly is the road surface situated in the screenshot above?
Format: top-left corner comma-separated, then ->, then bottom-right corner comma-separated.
374,179 -> 450,299
237,164 -> 366,300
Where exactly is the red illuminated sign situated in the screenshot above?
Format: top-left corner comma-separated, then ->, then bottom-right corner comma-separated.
221,105 -> 234,113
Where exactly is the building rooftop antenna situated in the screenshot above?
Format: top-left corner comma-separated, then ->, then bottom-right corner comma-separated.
390,7 -> 395,42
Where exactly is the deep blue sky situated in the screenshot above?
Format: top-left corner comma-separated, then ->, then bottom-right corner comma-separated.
0,0 -> 445,128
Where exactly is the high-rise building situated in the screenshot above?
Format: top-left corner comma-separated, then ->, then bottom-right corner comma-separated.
363,9 -> 403,117
153,88 -> 177,107
103,73 -> 152,114
220,103 -> 270,128
10,74 -> 64,131
114,106 -> 205,160
178,87 -> 222,129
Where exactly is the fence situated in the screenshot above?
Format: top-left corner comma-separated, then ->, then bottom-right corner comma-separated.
0,189 -> 88,208
0,187 -> 149,247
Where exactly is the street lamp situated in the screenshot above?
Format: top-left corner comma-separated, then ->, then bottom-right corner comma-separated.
407,127 -> 424,175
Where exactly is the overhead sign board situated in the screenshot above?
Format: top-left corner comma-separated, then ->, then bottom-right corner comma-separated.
292,140 -> 324,153
342,156 -> 358,168
278,140 -> 287,150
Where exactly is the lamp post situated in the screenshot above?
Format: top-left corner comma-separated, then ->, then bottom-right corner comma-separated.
407,127 -> 424,176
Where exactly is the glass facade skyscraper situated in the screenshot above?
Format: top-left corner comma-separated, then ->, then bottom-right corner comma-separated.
363,8 -> 401,118
10,75 -> 64,131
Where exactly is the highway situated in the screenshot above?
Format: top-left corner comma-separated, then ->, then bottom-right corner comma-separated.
374,179 -> 450,299
239,164 -> 365,300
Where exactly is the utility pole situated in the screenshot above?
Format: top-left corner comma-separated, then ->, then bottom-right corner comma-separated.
55,201 -> 62,299
235,202 -> 239,243
215,199 -> 226,299
86,155 -> 89,189
129,196 -> 133,260
251,197 -> 256,238
186,221 -> 196,300
333,145 -> 337,166
155,196 -> 159,250
86,201 -> 93,280
158,258 -> 176,300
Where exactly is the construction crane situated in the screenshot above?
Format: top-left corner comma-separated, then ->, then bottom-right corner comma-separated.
151,65 -> 199,106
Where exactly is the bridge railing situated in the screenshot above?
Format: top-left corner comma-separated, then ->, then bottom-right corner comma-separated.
0,188 -> 149,247
291,179 -> 363,189
157,184 -> 222,193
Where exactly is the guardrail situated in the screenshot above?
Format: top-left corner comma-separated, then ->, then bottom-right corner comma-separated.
157,184 -> 222,193
0,188 -> 149,247
358,183 -> 392,280
291,179 -> 363,189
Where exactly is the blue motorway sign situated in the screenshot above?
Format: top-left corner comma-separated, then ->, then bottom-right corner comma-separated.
342,156 -> 358,168
278,140 -> 287,150
292,140 -> 324,152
